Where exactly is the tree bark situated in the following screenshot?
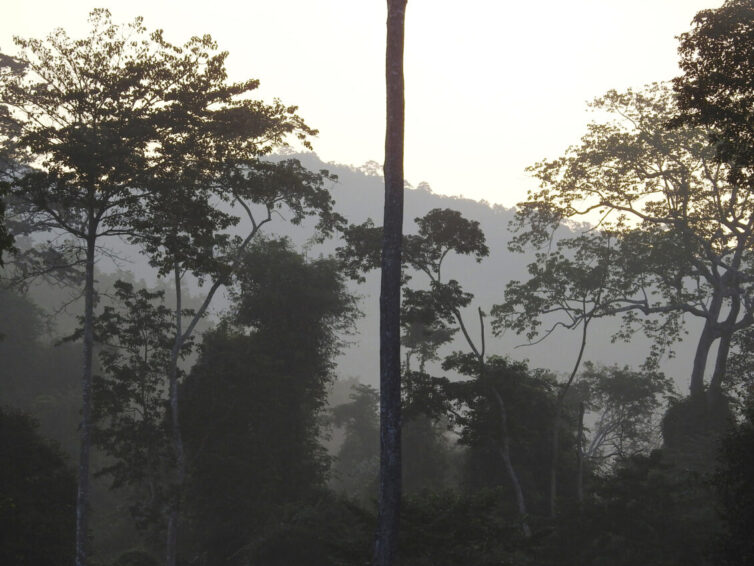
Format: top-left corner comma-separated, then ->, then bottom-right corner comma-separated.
576,401 -> 585,507
166,264 -> 186,566
76,228 -> 97,566
374,1 -> 406,564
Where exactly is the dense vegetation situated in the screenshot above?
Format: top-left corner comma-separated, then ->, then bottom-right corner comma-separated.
1,2 -> 753,565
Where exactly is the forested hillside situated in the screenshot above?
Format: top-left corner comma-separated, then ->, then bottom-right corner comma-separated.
2,3 -> 753,566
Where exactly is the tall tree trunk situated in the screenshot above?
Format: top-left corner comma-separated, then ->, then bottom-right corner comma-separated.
76,230 -> 97,566
166,264 -> 186,566
490,385 -> 531,538
374,1 -> 406,564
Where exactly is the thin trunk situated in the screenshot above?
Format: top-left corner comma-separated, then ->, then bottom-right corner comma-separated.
549,320 -> 589,518
166,264 -> 186,566
491,385 -> 531,538
576,401 -> 585,507
161,213 -> 266,565
374,2 -> 406,564
76,231 -> 96,566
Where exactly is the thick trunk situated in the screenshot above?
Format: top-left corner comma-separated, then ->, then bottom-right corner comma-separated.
491,385 -> 531,538
76,232 -> 97,566
166,264 -> 186,566
690,292 -> 723,396
710,296 -> 740,395
710,331 -> 732,396
374,2 -> 406,564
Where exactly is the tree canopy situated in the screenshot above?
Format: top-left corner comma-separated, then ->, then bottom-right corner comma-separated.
507,83 -> 754,397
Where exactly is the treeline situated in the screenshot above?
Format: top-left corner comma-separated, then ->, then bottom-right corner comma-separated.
2,2 -> 754,566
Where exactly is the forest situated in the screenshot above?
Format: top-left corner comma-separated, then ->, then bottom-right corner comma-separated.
1,1 -> 754,565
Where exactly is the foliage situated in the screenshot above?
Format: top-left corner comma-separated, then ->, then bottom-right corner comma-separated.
244,495 -> 374,566
511,83 -> 754,395
577,363 -> 674,469
674,0 -> 754,183
493,232 -> 633,344
81,281 -> 192,530
538,451 -> 718,566
399,490 -> 534,566
0,408 -> 76,565
0,287 -> 80,451
661,393 -> 735,473
180,239 -> 357,564
442,357 -> 563,512
330,383 -> 380,499
714,403 -> 754,565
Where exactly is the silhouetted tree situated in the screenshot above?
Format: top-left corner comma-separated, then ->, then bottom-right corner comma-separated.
674,0 -> 754,186
180,239 -> 356,564
511,84 -> 754,399
0,11 -> 332,564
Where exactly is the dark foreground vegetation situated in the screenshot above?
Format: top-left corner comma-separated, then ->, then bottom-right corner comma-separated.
1,2 -> 754,565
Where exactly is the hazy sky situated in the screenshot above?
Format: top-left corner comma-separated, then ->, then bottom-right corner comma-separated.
2,1 -> 722,207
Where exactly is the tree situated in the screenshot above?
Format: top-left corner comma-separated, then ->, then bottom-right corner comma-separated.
440,355 -> 559,523
83,281 -> 187,536
673,0 -> 754,186
331,383 -> 381,500
0,14 -> 208,563
376,0 -> 407,564
180,239 -> 356,564
135,159 -> 338,566
0,408 -> 76,565
0,12 -> 330,564
339,208 -> 539,535
572,363 -> 673,503
510,83 -> 754,399
493,231 -> 620,517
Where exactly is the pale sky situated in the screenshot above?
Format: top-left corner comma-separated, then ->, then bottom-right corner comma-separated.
2,0 -> 722,207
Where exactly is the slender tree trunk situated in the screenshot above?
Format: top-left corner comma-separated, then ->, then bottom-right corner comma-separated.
76,230 -> 97,566
490,385 -> 531,538
549,320 -> 588,518
576,401 -> 585,507
166,264 -> 186,566
374,2 -> 406,564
